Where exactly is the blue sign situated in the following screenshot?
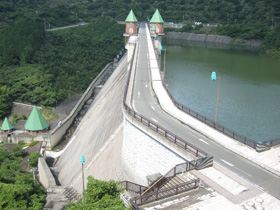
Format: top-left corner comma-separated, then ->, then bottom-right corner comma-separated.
211,72 -> 217,81
80,155 -> 85,164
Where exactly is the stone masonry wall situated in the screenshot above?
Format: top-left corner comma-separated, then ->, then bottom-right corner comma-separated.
166,32 -> 261,47
122,118 -> 185,186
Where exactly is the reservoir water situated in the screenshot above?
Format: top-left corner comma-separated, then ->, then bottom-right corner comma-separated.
163,40 -> 280,142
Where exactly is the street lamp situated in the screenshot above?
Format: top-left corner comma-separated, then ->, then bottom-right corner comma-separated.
211,72 -> 220,123
80,155 -> 85,192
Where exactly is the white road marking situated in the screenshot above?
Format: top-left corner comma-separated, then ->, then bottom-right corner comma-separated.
151,106 -> 155,110
138,91 -> 140,98
221,159 -> 234,167
198,138 -> 209,145
152,118 -> 158,122
234,167 -> 252,177
146,83 -> 148,88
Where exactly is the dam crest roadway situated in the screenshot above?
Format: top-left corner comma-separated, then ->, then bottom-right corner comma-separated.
52,23 -> 280,208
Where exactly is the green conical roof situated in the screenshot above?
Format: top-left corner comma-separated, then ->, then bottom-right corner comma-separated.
125,10 -> 138,22
151,25 -> 156,31
150,9 -> 164,23
1,117 -> 13,131
25,106 -> 48,131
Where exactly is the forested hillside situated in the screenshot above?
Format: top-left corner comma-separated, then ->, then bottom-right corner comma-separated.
1,0 -> 278,50
1,0 -> 279,26
0,18 -> 124,116
0,0 -> 279,117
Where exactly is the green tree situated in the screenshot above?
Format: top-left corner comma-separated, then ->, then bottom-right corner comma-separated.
67,176 -> 128,210
0,145 -> 46,209
28,152 -> 40,168
0,86 -> 12,119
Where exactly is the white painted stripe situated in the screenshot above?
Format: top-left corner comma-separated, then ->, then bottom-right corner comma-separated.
152,118 -> 158,122
138,91 -> 140,98
234,167 -> 252,177
198,138 -> 209,145
151,106 -> 155,110
221,159 -> 234,167
145,84 -> 148,88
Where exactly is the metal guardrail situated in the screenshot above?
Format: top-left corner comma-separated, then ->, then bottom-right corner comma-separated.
120,25 -> 211,209
156,38 -> 280,151
141,161 -> 197,196
119,181 -> 147,195
161,82 -> 258,149
123,104 -> 207,158
161,81 -> 280,150
128,162 -> 199,208
131,179 -> 198,207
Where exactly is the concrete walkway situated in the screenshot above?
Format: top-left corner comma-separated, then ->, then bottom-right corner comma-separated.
147,28 -> 280,178
141,24 -> 280,208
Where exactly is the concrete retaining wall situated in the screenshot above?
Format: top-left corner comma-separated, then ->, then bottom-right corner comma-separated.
38,157 -> 56,189
48,62 -> 115,149
122,118 -> 186,186
166,32 -> 261,47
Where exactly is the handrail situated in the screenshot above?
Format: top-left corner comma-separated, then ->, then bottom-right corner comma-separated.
121,24 -> 210,209
131,179 -> 199,206
123,104 -> 207,158
122,24 -> 208,159
156,46 -> 280,150
140,161 -> 196,196
119,181 -> 147,195
161,82 -> 258,149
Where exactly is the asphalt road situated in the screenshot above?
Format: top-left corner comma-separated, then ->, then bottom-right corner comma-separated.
132,23 -> 280,199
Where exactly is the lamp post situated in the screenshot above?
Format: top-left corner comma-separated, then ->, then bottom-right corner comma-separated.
80,155 -> 85,192
211,72 -> 220,123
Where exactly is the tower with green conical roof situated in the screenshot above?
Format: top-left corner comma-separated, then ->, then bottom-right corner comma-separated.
124,10 -> 138,36
25,106 -> 49,134
1,117 -> 14,134
150,9 -> 164,35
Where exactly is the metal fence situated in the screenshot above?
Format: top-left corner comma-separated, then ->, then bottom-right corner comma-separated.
156,45 -> 280,150
120,26 -> 211,209
131,179 -> 198,207
119,181 -> 147,195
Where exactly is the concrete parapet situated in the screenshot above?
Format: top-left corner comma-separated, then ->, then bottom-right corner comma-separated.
49,62 -> 116,149
38,157 -> 56,189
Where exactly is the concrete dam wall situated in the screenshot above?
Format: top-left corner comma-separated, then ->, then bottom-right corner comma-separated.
166,32 -> 261,47
55,40 -> 190,193
55,54 -> 130,192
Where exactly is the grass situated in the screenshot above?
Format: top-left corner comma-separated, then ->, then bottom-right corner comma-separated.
40,108 -> 59,121
23,141 -> 38,147
11,108 -> 58,123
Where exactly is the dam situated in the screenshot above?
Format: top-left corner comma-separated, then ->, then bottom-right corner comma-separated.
41,22 -> 280,209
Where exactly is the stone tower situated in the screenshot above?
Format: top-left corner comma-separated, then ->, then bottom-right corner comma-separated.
124,10 -> 138,36
150,9 -> 164,35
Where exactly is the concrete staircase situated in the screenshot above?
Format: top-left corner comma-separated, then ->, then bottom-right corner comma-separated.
145,173 -> 194,202
63,187 -> 82,203
121,173 -> 197,209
